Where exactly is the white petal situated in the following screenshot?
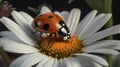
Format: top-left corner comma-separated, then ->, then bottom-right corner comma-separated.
60,11 -> 69,23
19,11 -> 35,31
80,13 -> 111,40
0,37 -> 23,47
52,59 -> 59,67
3,36 -> 22,42
55,11 -> 69,23
70,9 -> 81,34
75,57 -> 89,67
74,53 -> 108,66
19,53 -> 48,67
75,10 -> 97,37
0,31 -> 14,37
12,11 -> 33,31
36,57 -> 51,67
59,59 -> 67,67
10,54 -> 29,67
0,38 -> 11,47
0,31 -> 23,43
83,25 -> 120,44
92,62 -> 103,67
54,11 -> 62,17
84,40 -> 120,50
0,36 -> 23,45
76,56 -> 103,67
12,11 -> 38,40
40,6 -> 51,14
64,60 -> 72,67
65,57 -> 82,67
66,8 -> 80,34
0,17 -> 36,46
42,58 -> 54,67
3,41 -> 39,53
84,49 -> 119,55
0,33 -> 22,44
19,11 -> 33,23
113,46 -> 120,50
10,53 -> 47,67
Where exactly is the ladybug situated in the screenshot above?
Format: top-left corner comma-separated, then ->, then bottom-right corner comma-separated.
32,13 -> 71,41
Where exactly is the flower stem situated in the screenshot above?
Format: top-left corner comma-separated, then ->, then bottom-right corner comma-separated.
0,47 -> 10,67
105,15 -> 113,67
105,17 -> 113,39
106,55 -> 112,67
105,16 -> 113,67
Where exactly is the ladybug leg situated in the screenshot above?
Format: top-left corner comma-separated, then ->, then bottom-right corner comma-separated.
51,32 -> 57,42
47,32 -> 57,47
40,32 -> 44,40
39,32 -> 43,39
49,32 -> 57,37
48,32 -> 57,42
49,33 -> 53,37
45,33 -> 49,37
54,32 -> 57,37
47,33 -> 52,43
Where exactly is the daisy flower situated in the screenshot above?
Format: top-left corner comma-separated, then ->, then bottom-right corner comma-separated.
0,6 -> 120,67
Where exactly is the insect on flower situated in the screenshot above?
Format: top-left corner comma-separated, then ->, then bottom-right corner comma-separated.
32,12 -> 71,41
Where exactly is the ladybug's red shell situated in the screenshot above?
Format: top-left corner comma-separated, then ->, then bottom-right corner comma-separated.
32,12 -> 71,41
32,13 -> 63,33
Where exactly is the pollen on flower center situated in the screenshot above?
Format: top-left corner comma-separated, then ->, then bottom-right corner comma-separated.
38,35 -> 83,59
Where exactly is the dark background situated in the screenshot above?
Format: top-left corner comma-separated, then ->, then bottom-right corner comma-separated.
0,0 -> 120,66
7,0 -> 93,18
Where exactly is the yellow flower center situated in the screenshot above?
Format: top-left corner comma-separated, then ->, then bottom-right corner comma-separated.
38,35 -> 83,59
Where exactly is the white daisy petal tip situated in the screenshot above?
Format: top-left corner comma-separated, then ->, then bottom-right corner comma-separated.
91,10 -> 98,14
106,13 -> 112,18
72,8 -> 81,12
0,17 -> 9,24
66,8 -> 81,31
11,11 -> 21,19
1,16 -> 6,19
19,11 -> 33,21
70,8 -> 81,15
40,6 -> 51,14
11,10 -> 17,14
11,11 -> 21,17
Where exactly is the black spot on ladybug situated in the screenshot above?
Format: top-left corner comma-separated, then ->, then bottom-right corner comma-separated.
43,24 -> 49,31
48,15 -> 53,19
